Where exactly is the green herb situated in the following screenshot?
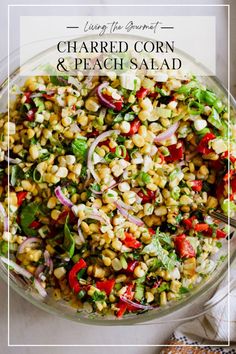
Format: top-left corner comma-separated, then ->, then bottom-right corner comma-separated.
136,172 -> 151,187
142,233 -> 176,271
117,136 -> 126,144
90,183 -> 101,192
113,111 -> 136,124
188,101 -> 204,115
148,258 -> 162,271
0,240 -> 8,256
76,268 -> 86,280
157,282 -> 170,293
33,168 -> 42,183
134,283 -> 144,302
10,165 -> 25,187
63,216 -> 75,258
216,241 -> 222,249
71,138 -> 88,163
20,202 -> 41,237
92,291 -> 106,302
50,76 -> 68,86
33,97 -> 45,113
77,289 -> 86,299
208,107 -> 222,130
155,87 -> 167,96
171,186 -> 180,200
179,286 -> 189,294
156,228 -> 172,246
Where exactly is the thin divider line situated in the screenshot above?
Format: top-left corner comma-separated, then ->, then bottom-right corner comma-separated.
7,3 -> 231,347
227,4 -> 231,347
8,4 -> 229,7
7,3 -> 10,349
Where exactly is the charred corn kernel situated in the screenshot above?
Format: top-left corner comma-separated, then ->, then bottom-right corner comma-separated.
134,265 -> 146,278
66,95 -> 77,107
206,196 -> 218,209
21,180 -> 33,191
118,182 -> 130,192
93,265 -> 105,278
155,206 -> 167,216
124,139 -> 134,149
116,274 -> 127,283
138,110 -> 150,121
53,288 -> 61,301
62,117 -> 72,127
47,196 -> 57,209
170,280 -> 181,293
28,250 -> 42,262
145,292 -> 154,303
123,191 -> 136,205
102,256 -> 112,267
64,131 -> 74,139
29,145 -> 39,160
54,267 -> 66,279
77,114 -> 88,126
132,134 -> 145,147
199,165 -> 209,176
85,97 -> 100,112
111,258 -> 122,271
160,291 -> 167,306
80,192 -> 87,201
140,98 -> 152,111
73,164 -> 82,176
112,239 -> 122,251
189,162 -> 195,173
55,167 -> 68,178
179,195 -> 192,205
27,128 -> 35,139
4,122 -> 16,135
51,209 -> 61,220
120,121 -> 131,134
146,182 -> 157,191
46,244 -> 55,255
183,258 -> 196,277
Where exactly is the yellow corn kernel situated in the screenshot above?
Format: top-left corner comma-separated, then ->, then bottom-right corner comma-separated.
29,145 -> 39,160
51,209 -> 61,220
47,196 -> 57,209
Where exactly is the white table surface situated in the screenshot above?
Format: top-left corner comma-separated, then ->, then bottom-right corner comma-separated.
0,0 -> 235,352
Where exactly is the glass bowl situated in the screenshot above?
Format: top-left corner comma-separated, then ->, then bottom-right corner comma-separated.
0,35 -> 236,325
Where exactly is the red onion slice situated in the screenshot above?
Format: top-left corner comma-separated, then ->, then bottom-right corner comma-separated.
115,201 -> 144,227
120,296 -> 155,310
17,237 -> 42,254
97,82 -> 116,109
77,223 -> 85,243
87,130 -> 120,182
154,122 -> 179,143
4,217 -> 9,232
116,199 -> 133,211
0,256 -> 47,297
35,264 -> 45,279
54,186 -> 73,208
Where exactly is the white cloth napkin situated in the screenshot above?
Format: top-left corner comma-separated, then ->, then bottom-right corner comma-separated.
161,263 -> 236,353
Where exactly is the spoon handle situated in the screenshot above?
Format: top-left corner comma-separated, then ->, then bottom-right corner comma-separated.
207,209 -> 236,228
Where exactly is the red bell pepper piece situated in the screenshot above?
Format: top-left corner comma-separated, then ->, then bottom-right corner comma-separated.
17,191 -> 28,206
197,133 -> 216,155
96,279 -> 116,296
148,228 -> 156,235
137,189 -> 156,204
125,260 -> 139,274
191,180 -> 203,192
122,232 -> 142,249
26,108 -> 37,121
24,91 -> 32,103
231,177 -> 236,194
216,229 -> 227,239
68,259 -> 87,294
102,93 -> 123,112
174,234 -> 196,258
194,223 -> 209,232
221,151 -> 236,164
183,216 -> 197,230
42,93 -> 54,100
223,169 -> 235,182
165,142 -> 184,163
29,220 -> 41,229
116,284 -> 135,318
87,130 -> 100,138
136,87 -> 149,99
124,118 -> 141,136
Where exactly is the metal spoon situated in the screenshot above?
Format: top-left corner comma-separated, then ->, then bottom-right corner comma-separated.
199,207 -> 236,229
